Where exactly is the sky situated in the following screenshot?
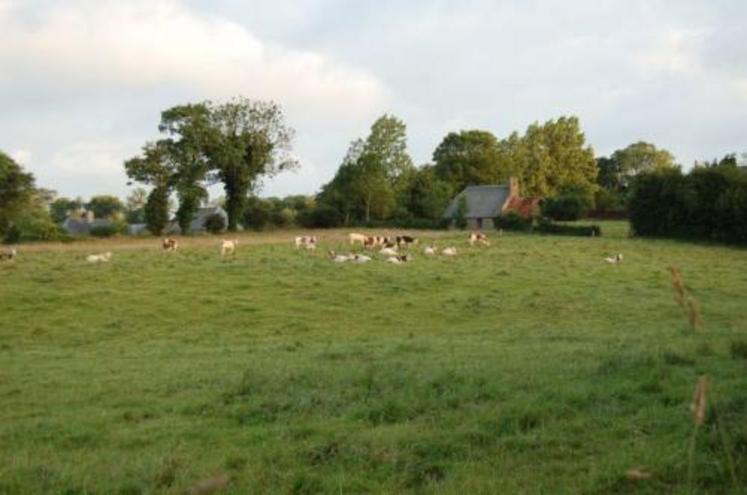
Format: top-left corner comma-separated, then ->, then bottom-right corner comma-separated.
1,0 -> 746,201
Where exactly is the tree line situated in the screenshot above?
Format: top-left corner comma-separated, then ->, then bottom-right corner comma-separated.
2,96 -> 745,243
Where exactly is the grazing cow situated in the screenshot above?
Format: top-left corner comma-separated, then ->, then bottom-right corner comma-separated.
379,247 -> 398,256
295,235 -> 317,250
328,250 -> 354,263
221,239 -> 239,256
86,252 -> 112,263
349,233 -> 367,246
395,235 -> 418,247
386,254 -> 412,264
423,245 -> 438,255
162,238 -> 178,252
442,247 -> 458,256
604,254 -> 623,264
0,248 -> 17,261
469,231 -> 490,246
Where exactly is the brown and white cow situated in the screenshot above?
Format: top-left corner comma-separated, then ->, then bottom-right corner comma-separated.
395,235 -> 418,248
162,238 -> 178,252
295,235 -> 317,250
221,239 -> 239,256
468,231 -> 490,247
349,233 -> 367,246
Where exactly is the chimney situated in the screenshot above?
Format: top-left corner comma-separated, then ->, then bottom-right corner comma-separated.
509,177 -> 520,198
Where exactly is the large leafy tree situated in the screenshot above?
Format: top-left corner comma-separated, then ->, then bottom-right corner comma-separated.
403,165 -> 453,220
50,196 -> 84,223
433,130 -> 505,191
125,188 -> 148,224
124,140 -> 177,235
608,141 -> 676,189
0,151 -> 36,235
205,98 -> 296,231
86,195 -> 124,219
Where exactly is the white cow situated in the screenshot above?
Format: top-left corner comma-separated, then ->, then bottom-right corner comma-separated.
604,254 -> 623,264
295,235 -> 317,250
349,233 -> 367,246
379,247 -> 398,256
86,252 -> 112,263
423,246 -> 438,255
442,247 -> 458,256
221,239 -> 239,256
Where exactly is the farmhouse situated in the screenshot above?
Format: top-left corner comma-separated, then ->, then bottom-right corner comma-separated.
443,177 -> 541,229
62,210 -> 115,236
165,206 -> 228,234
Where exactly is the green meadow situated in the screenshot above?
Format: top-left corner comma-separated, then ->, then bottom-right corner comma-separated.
1,222 -> 746,494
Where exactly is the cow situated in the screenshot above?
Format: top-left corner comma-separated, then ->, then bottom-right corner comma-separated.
328,251 -> 354,263
86,252 -> 112,263
604,254 -> 623,264
379,247 -> 398,256
295,235 -> 317,250
423,246 -> 438,255
395,235 -> 418,248
352,254 -> 372,263
349,233 -> 367,246
162,238 -> 178,252
469,231 -> 490,247
386,254 -> 412,264
0,248 -> 17,261
221,239 -> 239,256
442,247 -> 458,256
364,235 -> 393,249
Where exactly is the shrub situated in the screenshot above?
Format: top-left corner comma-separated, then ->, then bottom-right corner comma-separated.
296,205 -> 343,229
541,193 -> 589,221
90,225 -> 119,238
495,212 -> 533,232
536,219 -> 601,237
242,198 -> 271,231
2,225 -> 21,244
204,213 -> 226,234
629,166 -> 747,243
269,207 -> 295,228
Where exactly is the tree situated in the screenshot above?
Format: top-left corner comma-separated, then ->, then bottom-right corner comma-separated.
50,197 -> 84,224
124,141 -> 177,235
433,130 -> 505,191
86,195 -> 124,219
159,104 -> 211,234
608,141 -> 676,189
403,165 -> 453,219
205,98 -> 296,231
0,151 -> 36,235
125,188 -> 148,224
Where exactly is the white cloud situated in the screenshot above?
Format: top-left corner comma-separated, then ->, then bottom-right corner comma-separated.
10,149 -> 31,165
0,0 -> 386,114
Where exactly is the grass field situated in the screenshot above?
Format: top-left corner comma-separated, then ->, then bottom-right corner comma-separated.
1,222 -> 746,494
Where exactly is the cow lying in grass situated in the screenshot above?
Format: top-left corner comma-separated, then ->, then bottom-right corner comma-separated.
423,246 -> 438,255
86,252 -> 112,263
379,247 -> 398,256
328,251 -> 371,263
386,254 -> 412,264
0,248 -> 17,261
162,238 -> 178,252
469,231 -> 490,246
295,236 -> 317,250
605,254 -> 623,264
221,240 -> 238,256
442,247 -> 458,256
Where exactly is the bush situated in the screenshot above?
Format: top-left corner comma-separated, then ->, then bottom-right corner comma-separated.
204,213 -> 226,234
536,219 -> 601,237
243,198 -> 271,231
2,225 -> 21,244
541,193 -> 589,221
90,225 -> 119,238
629,166 -> 747,243
269,207 -> 295,228
495,213 -> 533,232
296,204 -> 343,229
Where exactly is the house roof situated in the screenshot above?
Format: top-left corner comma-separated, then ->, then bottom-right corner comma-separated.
503,196 -> 542,219
443,185 -> 510,219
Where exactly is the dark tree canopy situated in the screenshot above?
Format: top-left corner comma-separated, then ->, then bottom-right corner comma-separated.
433,130 -> 504,191
0,151 -> 37,234
86,195 -> 124,219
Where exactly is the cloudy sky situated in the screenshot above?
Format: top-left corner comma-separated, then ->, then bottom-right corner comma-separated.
1,0 -> 746,200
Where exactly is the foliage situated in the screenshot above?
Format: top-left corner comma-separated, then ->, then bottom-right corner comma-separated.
401,165 -> 453,220
295,204 -> 343,228
536,218 -> 601,236
50,197 -> 84,224
629,164 -> 747,243
432,130 -> 505,191
144,186 -> 170,235
541,192 -> 590,221
242,196 -> 272,231
90,224 -> 119,238
203,213 -> 226,234
0,150 -> 36,235
86,195 -> 124,219
454,195 -> 468,229
495,212 -> 534,231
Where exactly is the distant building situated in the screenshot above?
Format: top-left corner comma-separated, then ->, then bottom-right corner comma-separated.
62,210 -> 115,236
443,178 -> 541,230
164,206 -> 228,234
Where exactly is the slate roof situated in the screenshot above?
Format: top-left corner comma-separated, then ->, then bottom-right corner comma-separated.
443,185 -> 511,219
62,218 -> 114,235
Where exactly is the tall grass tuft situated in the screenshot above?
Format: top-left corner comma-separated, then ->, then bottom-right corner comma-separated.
687,375 -> 708,492
669,266 -> 701,331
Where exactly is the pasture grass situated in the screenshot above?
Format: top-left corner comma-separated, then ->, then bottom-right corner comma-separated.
1,222 -> 746,494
